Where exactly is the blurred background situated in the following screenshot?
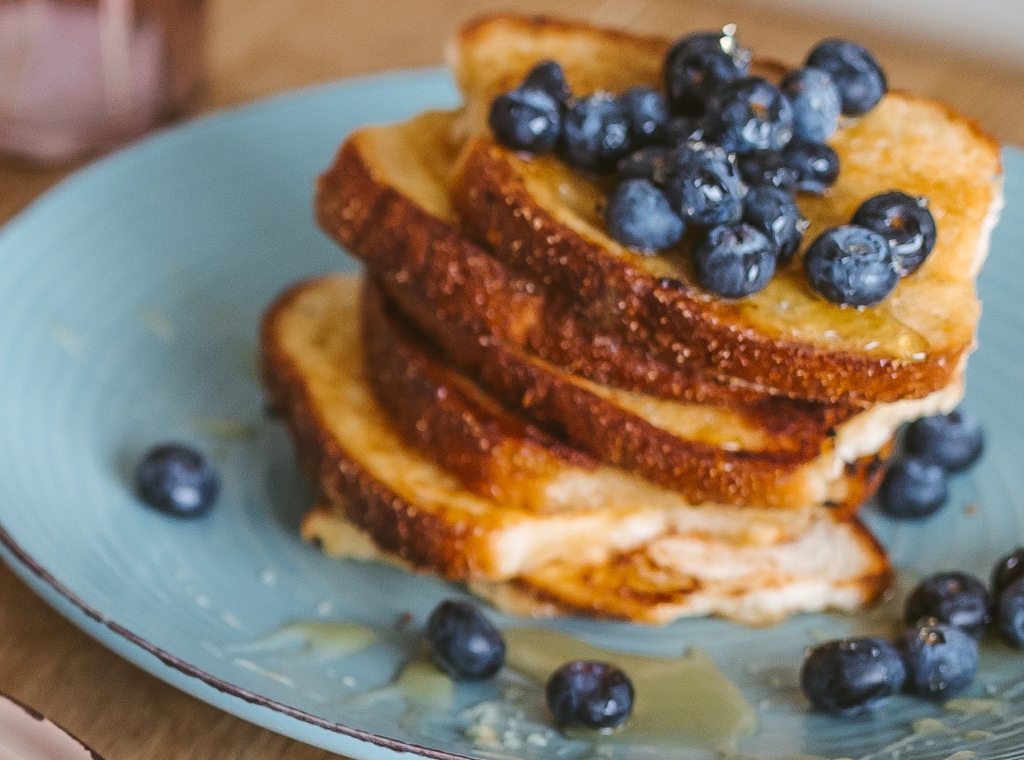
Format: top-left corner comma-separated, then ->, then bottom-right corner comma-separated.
2,0 -> 1023,219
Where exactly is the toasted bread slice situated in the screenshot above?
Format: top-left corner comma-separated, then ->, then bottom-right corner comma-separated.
449,14 -> 1003,404
365,277 -> 945,510
303,506 -> 891,626
316,110 -> 784,407
317,115 -> 960,508
262,275 -> 883,581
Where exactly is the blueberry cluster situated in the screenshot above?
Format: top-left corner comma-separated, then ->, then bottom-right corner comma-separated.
488,30 -> 891,301
878,407 -> 984,520
425,600 -> 634,729
802,560 -> 1024,715
804,190 -> 938,307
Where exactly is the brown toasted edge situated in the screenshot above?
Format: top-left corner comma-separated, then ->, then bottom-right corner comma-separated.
315,134 -> 839,409
369,283 -> 867,510
455,13 -> 672,57
453,140 -> 972,406
259,278 -> 500,581
361,278 -> 601,512
471,516 -> 893,626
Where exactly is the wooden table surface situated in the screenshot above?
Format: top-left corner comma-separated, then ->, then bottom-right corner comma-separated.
0,1 -> 1021,757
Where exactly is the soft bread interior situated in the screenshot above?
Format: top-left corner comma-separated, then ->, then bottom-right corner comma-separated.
303,504 -> 890,626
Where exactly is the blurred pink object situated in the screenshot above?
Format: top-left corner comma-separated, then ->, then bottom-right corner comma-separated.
0,0 -> 203,163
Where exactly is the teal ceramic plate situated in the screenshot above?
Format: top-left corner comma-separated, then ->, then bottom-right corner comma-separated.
1,69 -> 1023,760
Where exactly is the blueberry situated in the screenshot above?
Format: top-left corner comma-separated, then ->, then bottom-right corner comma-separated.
992,548 -> 1024,599
800,637 -> 906,715
663,143 -> 744,226
878,457 -> 948,520
905,572 -> 991,640
664,30 -> 751,116
806,39 -> 887,116
621,87 -> 668,146
560,93 -> 633,173
605,179 -> 685,252
546,661 -> 634,729
135,443 -> 220,517
737,150 -> 799,193
804,225 -> 898,307
781,67 -> 842,143
900,618 -> 979,699
489,88 -> 562,153
694,222 -> 777,298
521,60 -> 571,105
997,576 -> 1024,647
426,600 -> 506,680
616,146 -> 675,184
742,185 -> 808,265
781,138 -> 840,194
705,76 -> 794,154
852,191 -> 937,276
664,116 -> 709,147
905,409 -> 984,472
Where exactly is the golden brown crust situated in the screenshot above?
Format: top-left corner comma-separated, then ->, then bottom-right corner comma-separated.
361,279 -> 600,512
260,280 -> 489,580
316,136 -> 794,407
453,141 -> 968,406
365,280 -> 868,509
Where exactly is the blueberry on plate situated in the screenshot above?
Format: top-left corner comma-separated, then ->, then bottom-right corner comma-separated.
997,576 -> 1024,647
426,600 -> 506,680
804,225 -> 898,307
605,179 -> 685,252
621,87 -> 668,146
616,146 -> 675,184
489,87 -> 562,153
706,76 -> 794,154
694,222 -> 777,298
878,457 -> 948,520
135,443 -> 220,517
905,408 -> 984,471
900,618 -> 979,699
852,191 -> 938,275
781,67 -> 842,143
736,150 -> 800,193
742,185 -> 808,265
904,572 -> 991,640
800,637 -> 906,715
664,29 -> 750,115
781,138 -> 840,194
806,38 -> 887,116
546,661 -> 634,729
560,92 -> 633,173
992,547 -> 1024,599
662,143 -> 745,226
521,60 -> 572,105
664,116 -> 709,147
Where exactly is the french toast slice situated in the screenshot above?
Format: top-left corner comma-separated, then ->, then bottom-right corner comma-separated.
303,506 -> 891,626
449,14 -> 1003,405
316,110 -> 780,407
261,275 -> 883,581
365,277 -> 942,511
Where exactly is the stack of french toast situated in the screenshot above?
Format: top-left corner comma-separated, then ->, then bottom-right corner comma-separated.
260,15 -> 1002,625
